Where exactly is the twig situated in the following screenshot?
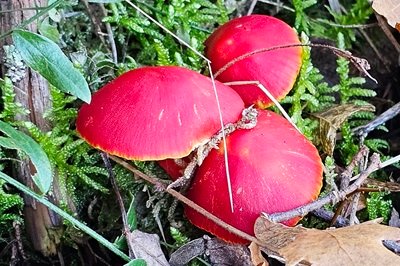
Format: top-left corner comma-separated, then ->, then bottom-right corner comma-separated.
167,106 -> 258,189
264,153 -> 381,223
82,0 -> 107,47
214,43 -> 377,83
315,19 -> 377,29
247,0 -> 258,15
358,28 -> 391,72
99,4 -> 118,64
375,13 -> 400,54
353,101 -> 400,140
311,208 -> 348,227
258,0 -> 295,12
101,153 -> 136,259
339,146 -> 369,190
109,155 -> 263,246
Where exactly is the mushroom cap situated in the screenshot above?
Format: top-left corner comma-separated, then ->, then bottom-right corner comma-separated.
185,110 -> 323,243
158,158 -> 190,181
205,15 -> 302,108
76,66 -> 245,160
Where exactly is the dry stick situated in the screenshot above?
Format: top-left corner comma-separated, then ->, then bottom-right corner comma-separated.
247,0 -> 258,15
99,4 -> 118,65
264,153 -> 381,223
100,153 -> 136,259
375,13 -> 400,54
258,0 -> 295,12
82,0 -> 107,48
353,101 -> 400,140
312,209 -> 349,227
109,155 -> 264,246
214,43 -> 377,83
330,147 -> 368,226
340,146 -> 369,190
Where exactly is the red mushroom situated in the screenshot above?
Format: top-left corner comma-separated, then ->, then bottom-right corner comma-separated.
76,66 -> 244,160
158,158 -> 191,181
205,15 -> 302,108
184,110 -> 323,244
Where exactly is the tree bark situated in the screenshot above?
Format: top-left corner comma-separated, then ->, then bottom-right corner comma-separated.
0,0 -> 63,257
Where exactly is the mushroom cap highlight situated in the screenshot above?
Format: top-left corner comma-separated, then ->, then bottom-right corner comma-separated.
76,66 -> 245,160
205,15 -> 302,108
184,110 -> 323,243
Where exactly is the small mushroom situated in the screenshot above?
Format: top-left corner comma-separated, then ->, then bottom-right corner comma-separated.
205,15 -> 302,108
76,66 -> 244,160
184,110 -> 323,243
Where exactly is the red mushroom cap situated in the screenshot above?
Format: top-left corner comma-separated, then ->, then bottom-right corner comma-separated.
76,66 -> 244,160
158,158 -> 191,181
184,110 -> 323,244
205,15 -> 302,108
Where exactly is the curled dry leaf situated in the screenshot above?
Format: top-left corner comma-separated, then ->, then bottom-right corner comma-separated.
255,216 -> 400,266
372,0 -> 400,31
312,104 -> 375,155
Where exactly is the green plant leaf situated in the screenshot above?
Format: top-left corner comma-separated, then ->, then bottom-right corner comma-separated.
12,29 -> 91,103
0,120 -> 52,194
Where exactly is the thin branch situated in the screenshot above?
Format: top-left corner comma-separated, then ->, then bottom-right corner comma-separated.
264,153 -> 381,223
247,0 -> 258,15
353,101 -> 400,139
99,4 -> 118,64
101,153 -> 136,259
258,0 -> 295,12
214,43 -> 377,83
375,13 -> 400,54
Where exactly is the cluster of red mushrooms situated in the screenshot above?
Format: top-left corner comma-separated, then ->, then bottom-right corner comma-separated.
76,15 -> 323,244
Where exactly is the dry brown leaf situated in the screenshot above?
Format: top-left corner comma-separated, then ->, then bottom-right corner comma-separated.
312,104 -> 375,155
249,242 -> 269,266
255,217 -> 400,266
372,0 -> 400,30
128,230 -> 169,266
254,217 -> 306,254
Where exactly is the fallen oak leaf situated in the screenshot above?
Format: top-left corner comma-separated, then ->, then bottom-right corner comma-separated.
255,217 -> 400,266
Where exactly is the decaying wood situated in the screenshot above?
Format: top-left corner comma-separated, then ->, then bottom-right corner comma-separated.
0,0 -> 63,257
